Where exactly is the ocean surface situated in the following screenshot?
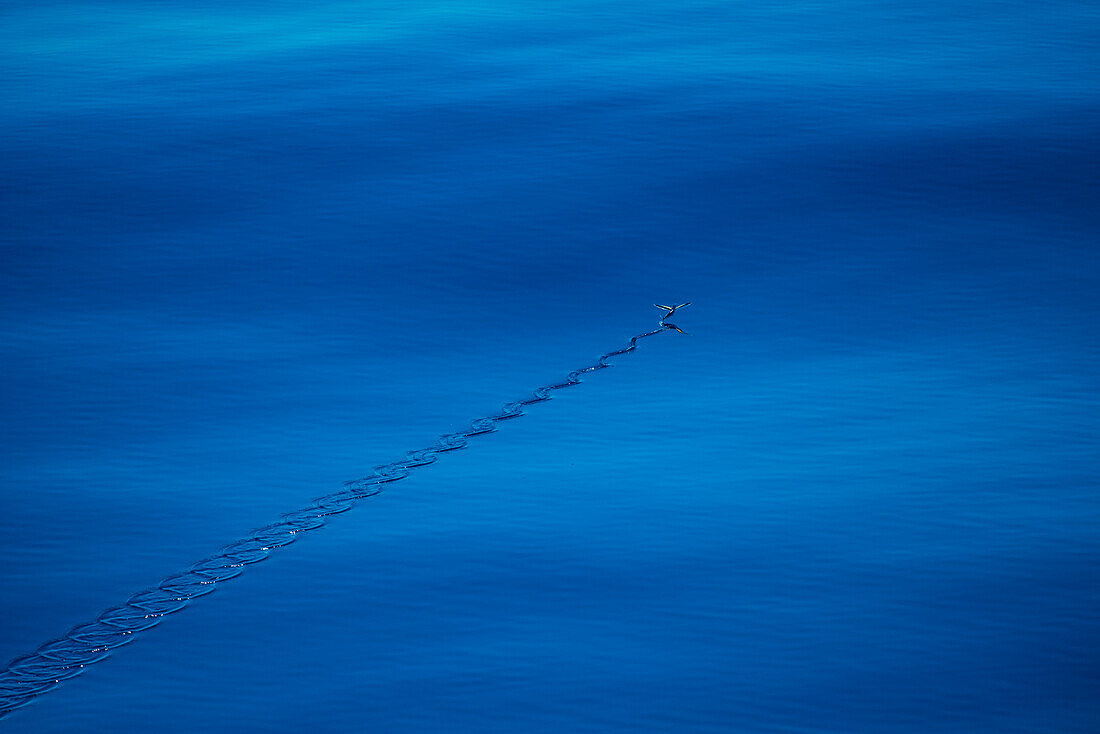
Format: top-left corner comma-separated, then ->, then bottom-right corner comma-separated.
1,2 -> 1098,731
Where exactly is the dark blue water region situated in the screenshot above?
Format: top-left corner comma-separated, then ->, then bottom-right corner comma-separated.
1,1 -> 1098,732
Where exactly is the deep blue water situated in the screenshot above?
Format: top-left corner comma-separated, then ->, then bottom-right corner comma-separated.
2,1 -> 1098,731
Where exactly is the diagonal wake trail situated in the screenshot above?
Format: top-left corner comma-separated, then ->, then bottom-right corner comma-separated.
0,304 -> 689,719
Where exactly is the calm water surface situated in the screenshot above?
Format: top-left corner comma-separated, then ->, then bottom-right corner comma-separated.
2,1 -> 1098,731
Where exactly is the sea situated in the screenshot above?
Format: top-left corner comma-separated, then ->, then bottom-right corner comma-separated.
1,1 -> 1097,732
